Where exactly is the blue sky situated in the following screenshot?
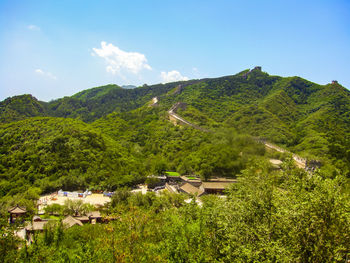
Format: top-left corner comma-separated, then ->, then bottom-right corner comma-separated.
0,0 -> 349,101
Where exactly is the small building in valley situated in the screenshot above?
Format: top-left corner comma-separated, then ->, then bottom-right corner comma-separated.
63,216 -> 83,228
180,176 -> 202,187
26,219 -> 50,233
179,183 -> 204,196
200,181 -> 235,195
88,211 -> 102,224
75,216 -> 90,224
8,205 -> 27,223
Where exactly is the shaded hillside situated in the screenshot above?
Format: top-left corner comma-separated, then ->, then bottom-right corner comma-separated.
158,68 -> 350,171
92,106 -> 266,178
0,117 -> 144,202
47,82 -> 195,122
0,94 -> 47,123
0,110 -> 268,211
1,68 -> 349,171
0,82 -> 194,123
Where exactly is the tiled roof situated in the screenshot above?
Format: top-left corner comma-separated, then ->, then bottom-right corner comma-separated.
180,183 -> 204,196
88,211 -> 101,218
8,205 -> 27,214
62,216 -> 83,228
202,182 -> 233,190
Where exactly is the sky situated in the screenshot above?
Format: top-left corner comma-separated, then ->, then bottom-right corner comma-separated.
0,0 -> 349,101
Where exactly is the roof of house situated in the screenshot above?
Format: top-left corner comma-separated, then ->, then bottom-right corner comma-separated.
26,220 -> 50,231
33,215 -> 42,222
180,183 -> 204,196
8,205 -> 27,214
88,211 -> 101,218
180,176 -> 201,182
202,182 -> 233,190
62,216 -> 83,228
75,216 -> 89,222
207,178 -> 237,183
165,183 -> 179,193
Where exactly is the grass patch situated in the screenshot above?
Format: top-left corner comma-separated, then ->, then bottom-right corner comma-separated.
42,215 -> 61,220
187,176 -> 198,180
165,171 -> 180,177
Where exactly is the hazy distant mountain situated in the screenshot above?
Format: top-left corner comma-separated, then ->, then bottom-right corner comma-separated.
122,85 -> 137,89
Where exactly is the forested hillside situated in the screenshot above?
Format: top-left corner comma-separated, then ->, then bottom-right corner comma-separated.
1,68 -> 349,175
0,117 -> 146,212
1,68 -> 349,262
0,108 -> 268,213
0,81 -> 195,123
2,161 -> 349,262
160,68 -> 350,172
0,95 -> 47,122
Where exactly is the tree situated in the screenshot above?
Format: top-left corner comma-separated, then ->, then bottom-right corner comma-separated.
63,199 -> 93,216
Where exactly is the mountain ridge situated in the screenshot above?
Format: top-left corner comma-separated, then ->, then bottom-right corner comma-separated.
1,68 -> 349,171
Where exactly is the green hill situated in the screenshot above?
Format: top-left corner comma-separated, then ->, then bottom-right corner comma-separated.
47,81 -> 194,122
158,68 -> 350,170
1,68 -> 349,172
0,117 -> 144,209
1,69 -> 349,262
0,94 -> 47,123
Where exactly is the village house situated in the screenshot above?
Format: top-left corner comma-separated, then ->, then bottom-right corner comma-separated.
87,211 -> 102,224
180,176 -> 202,187
63,215 -> 83,228
8,205 -> 27,223
167,176 -> 237,197
200,182 -> 233,195
26,218 -> 51,233
179,183 -> 204,196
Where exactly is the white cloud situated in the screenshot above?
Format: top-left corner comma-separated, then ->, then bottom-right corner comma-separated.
92,41 -> 152,74
160,70 -> 189,83
35,69 -> 57,80
27,25 -> 40,31
192,67 -> 201,78
46,72 -> 57,80
35,69 -> 44,74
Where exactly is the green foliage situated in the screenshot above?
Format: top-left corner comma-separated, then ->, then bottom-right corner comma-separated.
63,199 -> 94,216
6,166 -> 349,262
0,69 -> 349,261
1,70 -> 349,170
0,218 -> 23,263
165,171 -> 180,177
0,117 -> 143,211
44,203 -> 63,215
0,94 -> 47,123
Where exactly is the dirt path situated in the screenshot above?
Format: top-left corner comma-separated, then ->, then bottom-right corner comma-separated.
168,102 -> 209,132
264,142 -> 306,168
167,102 -> 308,169
150,97 -> 158,107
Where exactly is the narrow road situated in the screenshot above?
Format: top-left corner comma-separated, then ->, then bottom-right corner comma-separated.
264,142 -> 306,169
150,97 -> 158,107
168,103 -> 194,127
167,102 -> 308,169
168,102 -> 209,132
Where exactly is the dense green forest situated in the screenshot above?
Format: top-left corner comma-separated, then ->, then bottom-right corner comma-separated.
2,161 -> 349,262
1,68 -> 349,169
0,68 -> 349,262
